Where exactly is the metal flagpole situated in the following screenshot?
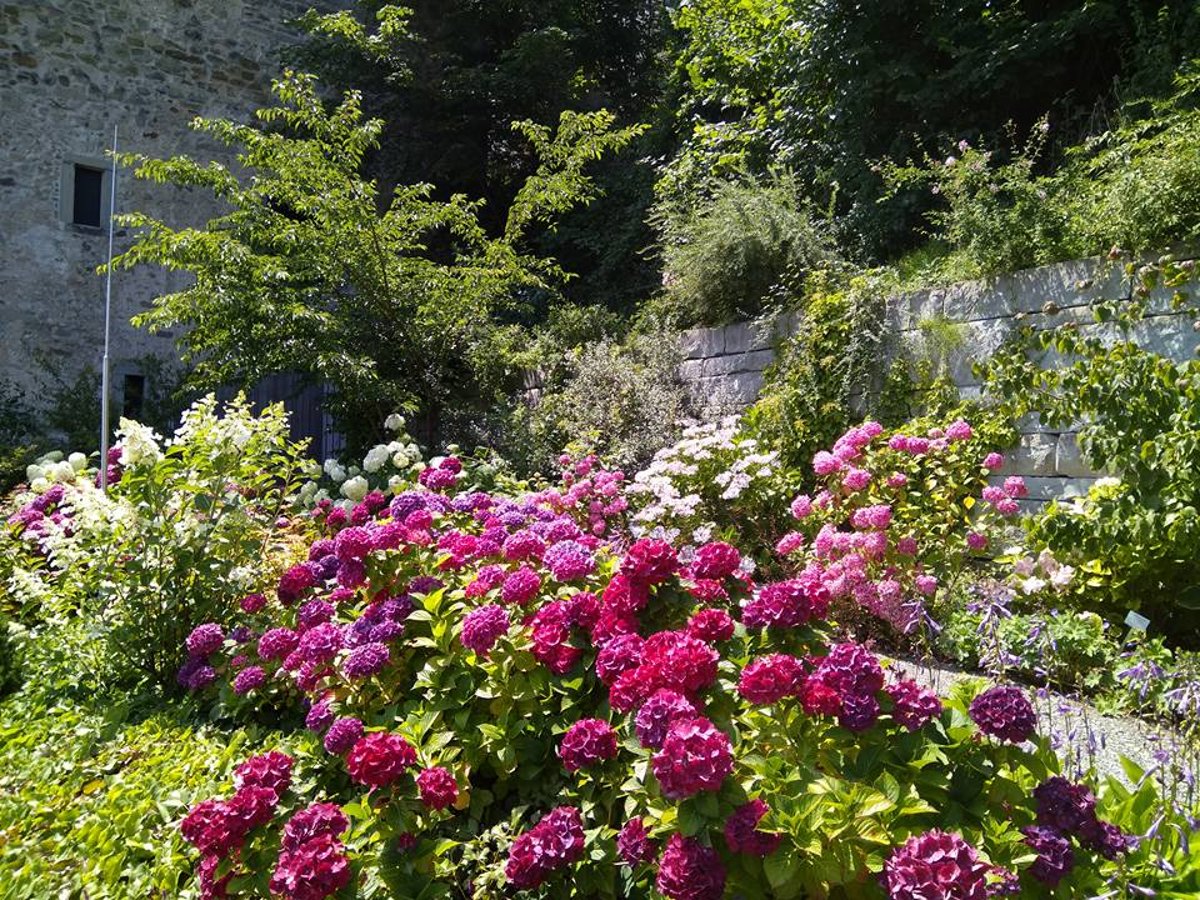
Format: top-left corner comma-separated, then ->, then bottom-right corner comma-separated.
99,125 -> 118,492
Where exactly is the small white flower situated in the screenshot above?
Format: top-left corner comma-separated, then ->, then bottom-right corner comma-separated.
384,413 -> 406,432
1019,576 -> 1047,595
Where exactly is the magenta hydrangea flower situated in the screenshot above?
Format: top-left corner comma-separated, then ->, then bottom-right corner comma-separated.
641,631 -> 719,695
305,699 -> 334,733
298,623 -> 344,664
269,832 -> 352,900
460,604 -> 510,655
883,830 -> 990,899
504,806 -> 586,889
346,732 -> 417,787
240,593 -> 267,613
651,716 -> 733,799
234,751 -> 293,795
323,717 -> 363,755
692,542 -> 741,580
1023,826 -> 1075,886
501,566 -> 542,605
655,833 -> 726,900
559,718 -> 618,772
595,633 -> 645,685
885,679 -> 943,731
621,538 -> 679,584
258,627 -> 300,662
278,563 -> 318,605
416,766 -> 459,810
791,494 -> 813,519
186,623 -> 225,658
634,689 -> 697,750
282,803 -> 349,851
298,599 -> 336,630
686,608 -> 735,643
724,798 -> 782,856
743,577 -> 829,629
543,540 -> 596,582
613,818 -> 656,868
1033,776 -> 1097,834
738,654 -> 804,705
233,665 -> 266,695
946,419 -> 973,441
969,685 -> 1037,743
503,530 -> 547,562
983,452 -> 1004,470
342,642 -> 389,679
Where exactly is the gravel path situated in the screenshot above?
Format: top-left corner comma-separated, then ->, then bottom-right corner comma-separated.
889,657 -> 1165,785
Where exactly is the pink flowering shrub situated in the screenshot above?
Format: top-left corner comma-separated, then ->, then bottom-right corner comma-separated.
173,430 -> 1141,899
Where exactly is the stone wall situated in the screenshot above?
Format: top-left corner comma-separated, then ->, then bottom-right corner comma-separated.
679,254 -> 1200,501
0,0 -> 345,417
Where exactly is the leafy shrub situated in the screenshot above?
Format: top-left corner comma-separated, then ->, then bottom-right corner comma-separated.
165,435 -> 1199,899
982,262 -> 1200,642
512,330 -> 696,474
878,120 -> 1073,276
1,395 -> 311,688
1068,63 -> 1200,254
651,176 -> 837,327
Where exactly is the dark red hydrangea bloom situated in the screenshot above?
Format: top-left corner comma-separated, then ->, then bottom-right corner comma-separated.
1022,826 -> 1075,886
346,732 -> 417,787
601,573 -> 650,615
1080,820 -> 1132,860
567,592 -> 601,630
655,833 -> 726,900
882,830 -> 990,900
652,717 -> 734,800
416,766 -> 459,810
559,718 -> 619,772
691,542 -> 741,580
885,679 -> 943,732
258,627 -> 300,662
797,675 -> 842,716
1033,776 -> 1097,834
621,538 -> 679,585
181,799 -> 241,856
234,751 -> 293,795
529,600 -> 583,675
738,654 -> 805,705
501,566 -> 542,605
617,818 -> 658,866
641,631 -> 719,695
460,604 -> 510,655
743,577 -> 829,629
969,685 -> 1037,743
635,689 -> 697,750
224,785 -> 278,836
724,798 -> 782,856
269,833 -> 352,900
323,717 -> 363,755
591,604 -> 641,648
686,608 -> 735,643
609,665 -> 654,713
197,853 -> 231,899
595,633 -> 646,685
283,803 -> 349,852
813,642 -> 885,698
278,563 -> 318,605
504,806 -> 586,889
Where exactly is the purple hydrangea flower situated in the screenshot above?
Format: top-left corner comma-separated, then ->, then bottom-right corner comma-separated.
969,685 -> 1037,743
233,666 -> 266,695
186,623 -> 225,658
323,717 -> 363,755
343,642 -> 389,679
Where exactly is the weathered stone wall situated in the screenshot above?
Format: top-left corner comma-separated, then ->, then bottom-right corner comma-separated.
0,0 -> 344,414
679,255 -> 1200,501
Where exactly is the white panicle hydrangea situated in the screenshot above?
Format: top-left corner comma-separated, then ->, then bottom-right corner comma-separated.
340,475 -> 369,502
363,445 -> 390,474
324,459 -> 347,483
385,413 -> 406,432
8,568 -> 55,613
117,419 -> 164,467
68,452 -> 88,472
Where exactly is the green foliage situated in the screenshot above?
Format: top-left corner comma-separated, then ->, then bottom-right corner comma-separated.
1,396 -> 312,689
0,681 -> 288,898
745,269 -> 890,469
1068,63 -> 1200,254
510,329 -> 694,475
982,260 -> 1200,641
878,120 -> 1073,276
650,175 -> 837,327
112,72 -> 640,450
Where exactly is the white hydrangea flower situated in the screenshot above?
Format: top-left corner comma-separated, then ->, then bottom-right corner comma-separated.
68,452 -> 88,472
25,464 -> 45,482
29,477 -> 49,493
363,445 -> 390,474
391,450 -> 410,470
340,475 -> 369,502
387,474 -> 405,493
117,419 -> 164,467
385,413 -> 406,432
323,459 -> 347,483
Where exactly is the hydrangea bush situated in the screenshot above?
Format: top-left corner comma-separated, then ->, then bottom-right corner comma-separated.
172,417 -> 1199,899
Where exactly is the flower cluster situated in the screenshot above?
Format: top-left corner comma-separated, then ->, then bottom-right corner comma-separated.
969,685 -> 1037,744
504,806 -> 586,889
882,830 -> 991,899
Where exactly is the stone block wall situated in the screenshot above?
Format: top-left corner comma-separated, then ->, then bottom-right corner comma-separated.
0,0 -> 346,413
678,255 -> 1200,501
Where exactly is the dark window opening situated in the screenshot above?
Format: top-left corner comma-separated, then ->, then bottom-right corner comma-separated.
73,165 -> 103,227
122,374 -> 145,420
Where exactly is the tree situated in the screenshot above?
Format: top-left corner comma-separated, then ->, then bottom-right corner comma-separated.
112,71 -> 642,449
